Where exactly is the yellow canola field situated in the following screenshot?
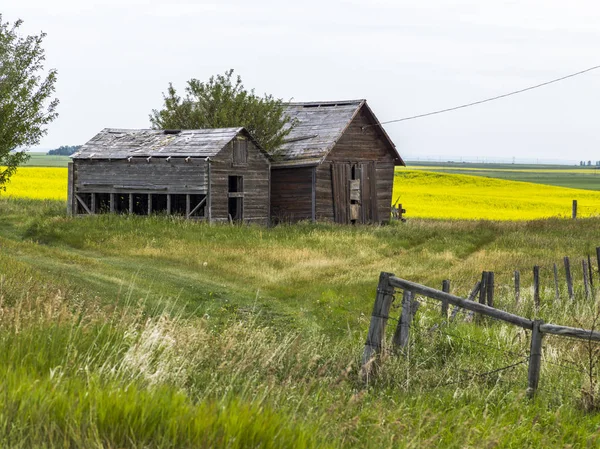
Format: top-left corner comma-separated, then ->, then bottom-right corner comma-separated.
5,166 -> 600,221
2,167 -> 67,200
409,165 -> 600,174
393,170 -> 600,220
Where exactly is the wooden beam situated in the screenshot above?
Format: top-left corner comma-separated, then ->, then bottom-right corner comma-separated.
388,276 -> 533,330
110,193 -> 115,213
540,323 -> 600,342
91,192 -> 96,214
186,194 -> 191,218
74,194 -> 92,215
148,194 -> 152,215
167,194 -> 171,215
129,194 -> 133,214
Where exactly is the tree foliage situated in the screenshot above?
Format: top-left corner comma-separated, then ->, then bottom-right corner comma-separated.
150,70 -> 295,153
47,145 -> 80,156
0,15 -> 58,189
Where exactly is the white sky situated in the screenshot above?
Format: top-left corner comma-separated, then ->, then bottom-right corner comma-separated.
4,0 -> 600,163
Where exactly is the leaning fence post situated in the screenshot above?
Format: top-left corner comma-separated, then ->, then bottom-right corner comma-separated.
533,266 -> 540,311
588,254 -> 594,292
564,257 -> 574,300
596,247 -> 600,285
393,290 -> 413,350
361,272 -> 395,380
441,280 -> 450,317
462,281 -> 482,323
527,319 -> 544,398
514,270 -> 520,305
486,272 -> 495,307
572,200 -> 577,219
553,263 -> 560,301
583,259 -> 591,300
479,271 -> 488,304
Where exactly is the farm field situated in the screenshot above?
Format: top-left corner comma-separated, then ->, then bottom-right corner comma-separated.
23,153 -> 71,167
405,161 -> 600,191
7,165 -> 600,220
3,192 -> 600,446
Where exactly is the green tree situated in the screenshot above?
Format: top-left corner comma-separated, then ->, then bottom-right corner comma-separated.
0,16 -> 58,190
150,70 -> 294,153
47,145 -> 81,156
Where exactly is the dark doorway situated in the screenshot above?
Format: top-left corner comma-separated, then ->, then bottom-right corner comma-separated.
228,176 -> 243,221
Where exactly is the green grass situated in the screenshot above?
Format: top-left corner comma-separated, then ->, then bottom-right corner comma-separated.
406,161 -> 600,191
23,153 -> 71,167
4,197 -> 600,447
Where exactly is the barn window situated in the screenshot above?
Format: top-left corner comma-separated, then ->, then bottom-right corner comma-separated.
132,194 -> 149,215
115,193 -> 129,214
228,176 -> 243,221
95,193 -> 111,213
76,193 -> 92,214
232,139 -> 248,165
189,194 -> 207,218
151,194 -> 168,214
171,194 -> 187,215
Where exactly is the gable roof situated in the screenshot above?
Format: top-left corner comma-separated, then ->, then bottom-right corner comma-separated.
72,127 -> 261,160
274,99 -> 404,167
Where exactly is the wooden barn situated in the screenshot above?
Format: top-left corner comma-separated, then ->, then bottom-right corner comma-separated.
270,99 -> 404,224
68,127 -> 271,224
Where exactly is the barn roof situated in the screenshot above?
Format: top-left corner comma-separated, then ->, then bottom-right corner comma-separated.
72,127 -> 257,159
275,99 -> 404,167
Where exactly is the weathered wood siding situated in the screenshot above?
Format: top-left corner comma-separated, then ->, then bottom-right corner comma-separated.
317,106 -> 395,222
270,167 -> 314,222
74,158 -> 208,194
209,138 -> 270,225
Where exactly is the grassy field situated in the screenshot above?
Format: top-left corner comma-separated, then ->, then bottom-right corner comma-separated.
406,161 -> 600,191
23,153 -> 71,167
3,196 -> 600,447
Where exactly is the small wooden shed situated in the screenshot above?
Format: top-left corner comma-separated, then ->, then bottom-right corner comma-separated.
68,127 -> 271,224
270,100 -> 404,224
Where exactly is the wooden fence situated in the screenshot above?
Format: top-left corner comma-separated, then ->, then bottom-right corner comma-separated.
361,272 -> 600,397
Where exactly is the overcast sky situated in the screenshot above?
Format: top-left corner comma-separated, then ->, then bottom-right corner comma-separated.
4,0 -> 600,163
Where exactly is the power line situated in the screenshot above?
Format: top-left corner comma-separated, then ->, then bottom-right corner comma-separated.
367,64 -> 600,127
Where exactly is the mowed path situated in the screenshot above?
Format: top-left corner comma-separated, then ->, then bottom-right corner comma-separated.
5,166 -> 600,220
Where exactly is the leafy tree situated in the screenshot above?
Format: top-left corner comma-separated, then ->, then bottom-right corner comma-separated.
0,16 -> 58,190
47,145 -> 81,156
150,70 -> 295,153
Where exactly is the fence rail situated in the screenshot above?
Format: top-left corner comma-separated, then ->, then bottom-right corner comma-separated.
362,272 -> 600,398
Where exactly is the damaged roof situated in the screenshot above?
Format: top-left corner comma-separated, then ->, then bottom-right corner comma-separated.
275,99 -> 403,166
72,127 -> 253,159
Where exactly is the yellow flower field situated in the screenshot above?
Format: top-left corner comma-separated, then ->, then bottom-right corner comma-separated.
4,166 -> 600,221
2,167 -> 67,200
393,170 -> 600,220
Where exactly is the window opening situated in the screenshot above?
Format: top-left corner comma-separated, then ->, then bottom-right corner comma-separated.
171,194 -> 187,215
76,193 -> 92,214
95,193 -> 111,213
132,193 -> 149,215
115,193 -> 129,214
151,194 -> 168,214
228,175 -> 243,221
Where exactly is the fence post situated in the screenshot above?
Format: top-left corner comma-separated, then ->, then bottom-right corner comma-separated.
527,319 -> 544,398
486,272 -> 495,307
393,290 -> 413,350
564,257 -> 574,300
462,281 -> 482,323
514,270 -> 521,305
596,247 -> 600,285
479,271 -> 488,304
572,200 -> 577,219
533,266 -> 540,311
583,259 -> 591,300
361,272 -> 395,380
441,280 -> 450,317
553,263 -> 560,301
588,254 -> 594,292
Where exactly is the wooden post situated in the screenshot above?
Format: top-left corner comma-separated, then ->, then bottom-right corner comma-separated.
67,162 -> 74,216
527,319 -> 544,398
533,266 -> 540,311
583,260 -> 591,299
441,280 -> 450,317
479,271 -> 488,305
362,272 -> 395,380
91,193 -> 96,214
553,263 -> 560,301
166,194 -> 172,215
148,194 -> 153,215
572,200 -> 577,219
588,254 -> 595,292
514,270 -> 521,305
128,194 -> 133,214
596,247 -> 600,286
486,272 -> 495,308
393,290 -> 413,350
186,194 -> 191,218
110,193 -> 115,213
564,257 -> 574,300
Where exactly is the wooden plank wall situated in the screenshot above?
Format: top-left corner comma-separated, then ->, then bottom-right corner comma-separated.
317,106 -> 396,222
74,159 -> 208,194
210,138 -> 270,225
270,166 -> 314,222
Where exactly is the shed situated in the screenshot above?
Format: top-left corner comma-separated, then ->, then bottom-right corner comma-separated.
68,127 -> 271,224
270,99 -> 404,224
